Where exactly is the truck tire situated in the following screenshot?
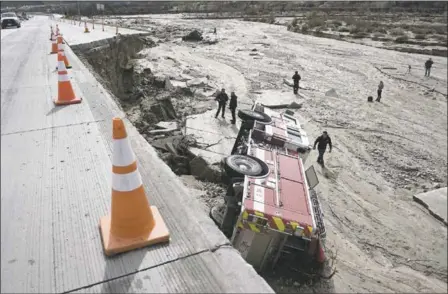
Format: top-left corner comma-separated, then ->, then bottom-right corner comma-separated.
238,109 -> 272,124
224,155 -> 269,178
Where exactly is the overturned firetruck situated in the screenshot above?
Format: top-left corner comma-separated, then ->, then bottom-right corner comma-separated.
210,103 -> 326,273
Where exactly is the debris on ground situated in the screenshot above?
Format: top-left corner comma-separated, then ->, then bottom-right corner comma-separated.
325,88 -> 339,98
182,29 -> 203,41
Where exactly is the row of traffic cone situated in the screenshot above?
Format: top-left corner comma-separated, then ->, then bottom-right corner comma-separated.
48,22 -> 170,256
50,25 -> 78,106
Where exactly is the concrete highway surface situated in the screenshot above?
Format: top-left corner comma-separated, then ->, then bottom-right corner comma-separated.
1,16 -> 274,293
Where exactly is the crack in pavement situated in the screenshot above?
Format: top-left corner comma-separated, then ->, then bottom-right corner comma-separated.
1,119 -> 106,137
62,242 -> 234,294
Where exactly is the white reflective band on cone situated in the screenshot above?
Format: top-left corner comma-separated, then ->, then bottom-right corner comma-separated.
112,169 -> 143,192
58,43 -> 64,51
113,138 -> 136,167
58,74 -> 70,82
57,61 -> 66,70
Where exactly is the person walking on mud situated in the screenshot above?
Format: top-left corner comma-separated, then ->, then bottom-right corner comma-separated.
229,91 -> 238,124
424,58 -> 433,77
406,65 -> 411,75
313,131 -> 332,167
292,71 -> 301,94
215,88 -> 229,119
376,81 -> 384,102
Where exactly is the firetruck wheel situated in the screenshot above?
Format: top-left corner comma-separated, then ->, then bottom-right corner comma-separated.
224,155 -> 264,177
237,109 -> 272,124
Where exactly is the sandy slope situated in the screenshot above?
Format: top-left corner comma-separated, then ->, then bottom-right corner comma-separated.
118,17 -> 447,293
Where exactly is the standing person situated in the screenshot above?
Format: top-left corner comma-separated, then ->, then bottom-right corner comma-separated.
292,71 -> 301,94
425,58 -> 433,77
313,131 -> 332,167
376,81 -> 384,102
406,65 -> 411,74
215,88 -> 229,119
229,91 -> 238,124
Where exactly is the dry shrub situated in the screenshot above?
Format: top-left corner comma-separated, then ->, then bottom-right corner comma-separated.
389,28 -> 406,36
352,32 -> 369,39
373,32 -> 385,38
330,20 -> 343,27
306,11 -> 318,20
413,27 -> 435,35
376,27 -> 388,34
433,25 -> 447,34
349,26 -> 361,34
291,17 -> 298,27
338,27 -> 350,33
307,17 -> 326,28
301,24 -> 309,33
414,34 -> 426,40
395,35 -> 409,43
431,34 -> 448,42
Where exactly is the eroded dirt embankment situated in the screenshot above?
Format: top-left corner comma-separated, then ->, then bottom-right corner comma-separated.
71,34 -> 226,207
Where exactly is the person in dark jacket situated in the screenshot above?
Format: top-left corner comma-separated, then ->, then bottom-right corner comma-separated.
313,131 -> 332,167
229,91 -> 238,124
376,81 -> 384,102
292,71 -> 301,94
425,58 -> 433,77
215,88 -> 229,119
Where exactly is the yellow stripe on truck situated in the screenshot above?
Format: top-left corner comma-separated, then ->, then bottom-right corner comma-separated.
290,221 -> 298,231
272,216 -> 285,232
254,211 -> 264,218
248,223 -> 260,233
308,226 -> 313,234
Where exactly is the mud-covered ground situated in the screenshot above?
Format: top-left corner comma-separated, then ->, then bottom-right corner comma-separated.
80,15 -> 447,293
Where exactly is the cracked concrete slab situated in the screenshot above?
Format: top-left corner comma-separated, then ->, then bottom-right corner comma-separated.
189,147 -> 225,166
185,109 -> 239,164
413,187 -> 447,226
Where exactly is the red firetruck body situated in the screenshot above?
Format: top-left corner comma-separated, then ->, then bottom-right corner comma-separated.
211,103 -> 326,272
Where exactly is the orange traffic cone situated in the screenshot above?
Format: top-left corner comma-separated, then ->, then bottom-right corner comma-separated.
50,37 -> 58,54
54,52 -> 81,106
57,36 -> 71,69
99,118 -> 170,256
